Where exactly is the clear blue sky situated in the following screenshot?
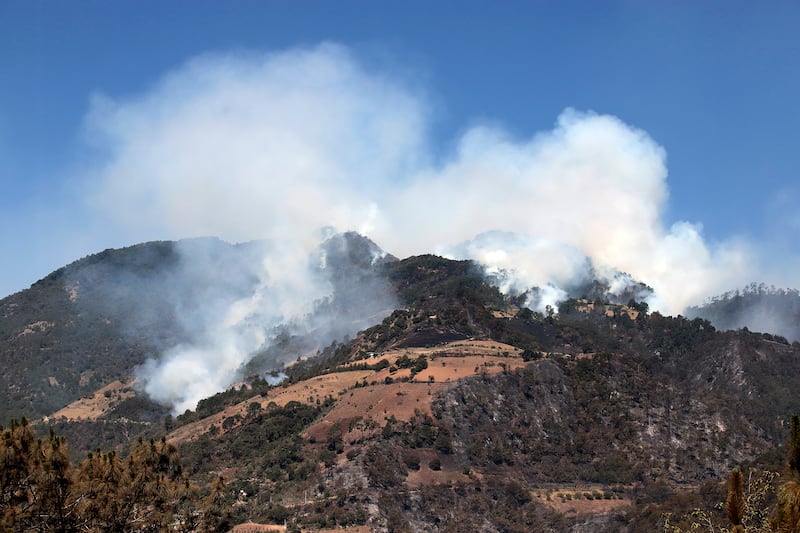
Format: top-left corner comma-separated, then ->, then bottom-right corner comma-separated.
1,1 -> 799,299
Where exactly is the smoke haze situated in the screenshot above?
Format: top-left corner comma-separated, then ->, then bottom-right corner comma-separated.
80,43 -> 781,410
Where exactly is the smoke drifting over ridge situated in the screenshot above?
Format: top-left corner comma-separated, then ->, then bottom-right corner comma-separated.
70,233 -> 397,415
135,237 -> 334,414
81,43 -> 771,410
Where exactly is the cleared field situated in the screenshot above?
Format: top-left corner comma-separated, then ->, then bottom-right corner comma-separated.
168,340 -> 528,445
167,369 -> 375,444
532,487 -> 632,516
49,379 -> 136,421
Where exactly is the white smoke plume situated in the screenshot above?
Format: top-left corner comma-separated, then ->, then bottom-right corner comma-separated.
383,112 -> 751,314
81,43 -> 769,411
135,238 -> 336,414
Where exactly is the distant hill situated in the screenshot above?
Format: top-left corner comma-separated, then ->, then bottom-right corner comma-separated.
686,283 -> 800,342
0,240 -> 183,423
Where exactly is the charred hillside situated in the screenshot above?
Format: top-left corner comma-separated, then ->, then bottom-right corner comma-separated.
4,242 -> 800,531
169,262 -> 800,532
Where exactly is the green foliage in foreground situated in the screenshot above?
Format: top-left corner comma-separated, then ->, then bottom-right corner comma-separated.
178,400 -> 328,524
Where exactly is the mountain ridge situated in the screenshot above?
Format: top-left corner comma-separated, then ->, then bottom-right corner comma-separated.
3,236 -> 800,531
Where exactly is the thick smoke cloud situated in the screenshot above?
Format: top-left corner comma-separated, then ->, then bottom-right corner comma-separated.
135,238 -> 338,414
83,43 -> 763,410
85,45 -> 426,244
383,113 -> 750,313
73,234 -> 397,415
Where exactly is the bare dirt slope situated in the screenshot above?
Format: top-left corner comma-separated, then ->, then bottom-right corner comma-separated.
167,340 -> 527,445
48,379 -> 136,421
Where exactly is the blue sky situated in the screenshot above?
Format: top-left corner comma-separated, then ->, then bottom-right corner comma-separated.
1,1 -> 799,302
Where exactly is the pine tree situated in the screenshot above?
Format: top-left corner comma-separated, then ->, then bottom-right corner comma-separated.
0,423 -> 220,532
0,419 -> 37,530
33,431 -> 78,532
172,478 -> 201,533
775,415 -> 800,532
1,421 -> 80,532
201,475 -> 232,533
726,467 -> 746,533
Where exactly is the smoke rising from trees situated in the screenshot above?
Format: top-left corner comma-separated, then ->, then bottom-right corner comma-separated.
79,43 -> 784,409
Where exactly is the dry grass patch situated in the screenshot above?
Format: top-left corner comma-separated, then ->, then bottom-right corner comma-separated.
49,379 -> 136,421
305,380 -> 446,444
230,523 -> 285,532
230,521 -> 370,533
533,487 -> 631,516
168,370 -> 375,444
169,339 -> 529,445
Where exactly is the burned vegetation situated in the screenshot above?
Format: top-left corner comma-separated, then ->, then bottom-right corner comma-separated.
4,246 -> 800,531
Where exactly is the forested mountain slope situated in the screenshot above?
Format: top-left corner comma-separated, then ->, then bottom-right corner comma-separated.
3,244 -> 800,531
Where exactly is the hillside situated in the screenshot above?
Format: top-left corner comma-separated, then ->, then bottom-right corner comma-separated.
0,240 -> 186,423
165,289 -> 800,531
162,256 -> 800,531
0,233 -> 392,410
4,243 -> 800,531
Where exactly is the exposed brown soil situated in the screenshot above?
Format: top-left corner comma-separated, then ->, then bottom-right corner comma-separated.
230,523 -> 285,532
167,369 -> 377,445
168,340 -> 527,446
230,521 -> 371,532
48,379 -> 136,421
17,320 -> 54,337
531,487 -> 632,516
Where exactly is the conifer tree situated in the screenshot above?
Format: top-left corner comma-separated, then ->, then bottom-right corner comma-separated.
1,421 -> 81,532
32,431 -> 78,532
0,423 -> 226,532
201,475 -> 232,533
775,415 -> 800,532
172,478 -> 201,533
0,419 -> 37,530
726,467 -> 745,533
